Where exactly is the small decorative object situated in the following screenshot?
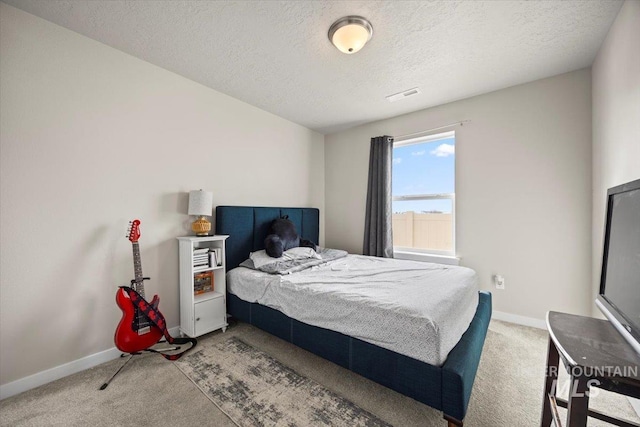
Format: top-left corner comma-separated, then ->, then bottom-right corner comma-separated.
188,190 -> 213,236
193,270 -> 214,295
264,215 -> 317,258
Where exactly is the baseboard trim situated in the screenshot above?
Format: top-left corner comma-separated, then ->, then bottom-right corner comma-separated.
492,310 -> 546,330
0,346 -> 122,401
0,326 -> 180,400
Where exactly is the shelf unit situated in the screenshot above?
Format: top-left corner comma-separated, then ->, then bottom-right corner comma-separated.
177,235 -> 229,338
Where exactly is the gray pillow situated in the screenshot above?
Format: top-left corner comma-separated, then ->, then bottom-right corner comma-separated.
249,247 -> 320,268
240,247 -> 348,275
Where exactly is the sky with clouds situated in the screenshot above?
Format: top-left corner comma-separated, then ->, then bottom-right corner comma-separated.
392,136 -> 455,213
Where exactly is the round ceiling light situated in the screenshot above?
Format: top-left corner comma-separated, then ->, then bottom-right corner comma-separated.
328,16 -> 373,54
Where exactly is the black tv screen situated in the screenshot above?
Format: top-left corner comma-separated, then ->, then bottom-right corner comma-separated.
596,178 -> 640,354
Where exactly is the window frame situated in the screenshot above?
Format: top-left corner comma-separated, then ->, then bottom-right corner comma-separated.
392,130 -> 457,259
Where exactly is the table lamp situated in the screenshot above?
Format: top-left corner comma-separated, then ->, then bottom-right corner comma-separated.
188,190 -> 213,236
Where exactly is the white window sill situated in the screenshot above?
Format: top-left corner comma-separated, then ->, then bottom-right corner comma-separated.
393,250 -> 460,266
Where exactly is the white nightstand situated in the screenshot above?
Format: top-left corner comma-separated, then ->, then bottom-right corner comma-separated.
177,235 -> 229,337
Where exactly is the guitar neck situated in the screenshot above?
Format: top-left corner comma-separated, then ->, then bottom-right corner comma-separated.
132,242 -> 146,299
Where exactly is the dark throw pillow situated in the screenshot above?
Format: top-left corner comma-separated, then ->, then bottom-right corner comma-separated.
264,216 -> 316,258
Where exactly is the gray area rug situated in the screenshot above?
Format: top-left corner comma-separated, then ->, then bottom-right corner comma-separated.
175,336 -> 390,427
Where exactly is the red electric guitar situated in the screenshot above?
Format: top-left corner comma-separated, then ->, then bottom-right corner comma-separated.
114,220 -> 163,353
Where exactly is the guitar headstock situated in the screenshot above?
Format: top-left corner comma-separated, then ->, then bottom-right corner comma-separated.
127,220 -> 141,243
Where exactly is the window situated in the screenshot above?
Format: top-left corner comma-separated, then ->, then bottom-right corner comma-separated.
392,131 -> 455,258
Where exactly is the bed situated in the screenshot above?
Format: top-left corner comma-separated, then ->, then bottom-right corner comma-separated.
216,206 -> 492,427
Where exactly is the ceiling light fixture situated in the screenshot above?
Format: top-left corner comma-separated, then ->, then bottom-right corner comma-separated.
328,16 -> 373,54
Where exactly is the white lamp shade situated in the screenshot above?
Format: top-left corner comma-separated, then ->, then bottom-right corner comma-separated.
188,190 -> 213,216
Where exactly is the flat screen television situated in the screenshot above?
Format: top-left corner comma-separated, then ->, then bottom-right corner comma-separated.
595,178 -> 640,355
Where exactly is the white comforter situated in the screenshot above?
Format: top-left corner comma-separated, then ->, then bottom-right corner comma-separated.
226,254 -> 479,366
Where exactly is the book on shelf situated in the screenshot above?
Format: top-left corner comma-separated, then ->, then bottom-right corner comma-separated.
193,248 -> 209,254
193,252 -> 210,268
213,248 -> 222,266
209,251 -> 217,268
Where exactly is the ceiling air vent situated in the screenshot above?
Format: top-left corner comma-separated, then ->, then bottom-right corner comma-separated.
386,87 -> 421,102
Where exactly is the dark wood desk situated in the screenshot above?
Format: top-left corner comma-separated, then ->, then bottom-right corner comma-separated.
541,311 -> 640,427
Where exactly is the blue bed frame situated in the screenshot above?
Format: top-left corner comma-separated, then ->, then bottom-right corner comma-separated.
216,206 -> 492,427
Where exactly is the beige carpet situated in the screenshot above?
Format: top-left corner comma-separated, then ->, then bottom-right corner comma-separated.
1,319 -> 638,426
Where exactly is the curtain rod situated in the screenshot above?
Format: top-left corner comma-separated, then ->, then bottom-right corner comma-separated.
394,120 -> 470,141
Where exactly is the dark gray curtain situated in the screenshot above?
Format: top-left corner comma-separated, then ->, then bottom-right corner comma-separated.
363,135 -> 394,257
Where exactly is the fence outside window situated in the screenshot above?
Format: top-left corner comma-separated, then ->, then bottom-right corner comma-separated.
392,193 -> 454,255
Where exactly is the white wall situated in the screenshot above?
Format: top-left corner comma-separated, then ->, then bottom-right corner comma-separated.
0,3 -> 324,386
591,0 -> 640,315
325,69 -> 592,322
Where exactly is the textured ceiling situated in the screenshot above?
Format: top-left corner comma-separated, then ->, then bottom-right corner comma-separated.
3,0 -> 623,134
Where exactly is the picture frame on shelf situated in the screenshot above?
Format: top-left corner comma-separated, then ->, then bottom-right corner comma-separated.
193,270 -> 214,295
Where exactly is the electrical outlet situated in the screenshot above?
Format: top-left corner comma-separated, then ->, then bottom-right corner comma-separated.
494,275 -> 505,290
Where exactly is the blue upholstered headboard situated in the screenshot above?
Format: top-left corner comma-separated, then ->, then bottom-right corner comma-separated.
215,206 -> 320,270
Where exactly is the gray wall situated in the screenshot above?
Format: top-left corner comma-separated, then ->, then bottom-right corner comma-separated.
325,69 -> 593,322
591,0 -> 640,315
0,3 -> 324,385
